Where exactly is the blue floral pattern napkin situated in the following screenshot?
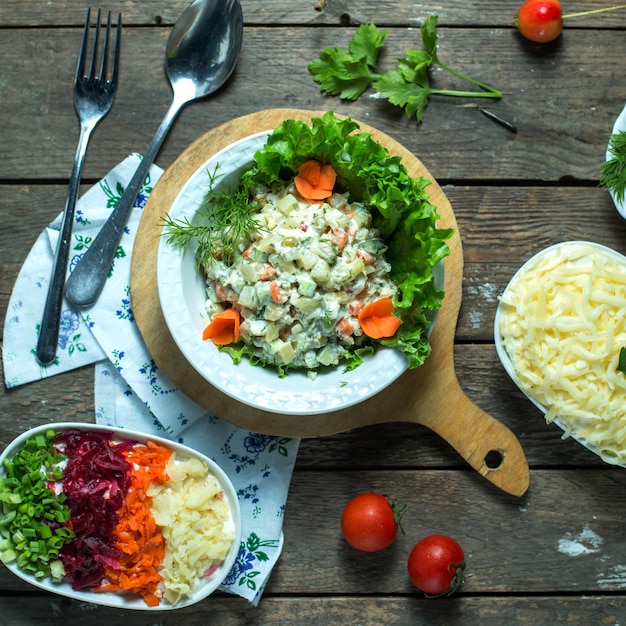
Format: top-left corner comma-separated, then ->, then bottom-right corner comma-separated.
2,154 -> 300,605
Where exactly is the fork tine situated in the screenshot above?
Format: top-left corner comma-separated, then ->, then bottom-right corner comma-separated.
76,7 -> 92,82
98,11 -> 112,81
111,14 -> 122,87
88,8 -> 102,80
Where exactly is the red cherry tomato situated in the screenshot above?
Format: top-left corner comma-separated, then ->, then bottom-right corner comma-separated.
516,0 -> 563,43
407,534 -> 466,596
341,493 -> 405,552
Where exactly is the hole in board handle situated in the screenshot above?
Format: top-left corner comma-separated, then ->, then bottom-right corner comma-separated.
484,449 -> 504,469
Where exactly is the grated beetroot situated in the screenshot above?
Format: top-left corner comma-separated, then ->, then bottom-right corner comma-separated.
55,430 -> 136,591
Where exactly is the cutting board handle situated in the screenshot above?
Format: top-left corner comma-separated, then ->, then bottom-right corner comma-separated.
415,387 -> 530,497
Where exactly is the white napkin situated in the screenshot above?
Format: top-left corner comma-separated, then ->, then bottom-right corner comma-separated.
2,154 -> 300,605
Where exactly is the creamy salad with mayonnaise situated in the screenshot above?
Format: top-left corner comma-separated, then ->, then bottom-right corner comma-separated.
203,183 -> 398,370
162,112 -> 453,376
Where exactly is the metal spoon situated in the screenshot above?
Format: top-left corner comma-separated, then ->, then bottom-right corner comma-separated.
65,0 -> 243,308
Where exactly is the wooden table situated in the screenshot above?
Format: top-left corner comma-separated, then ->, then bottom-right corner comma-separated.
2,1 -> 626,623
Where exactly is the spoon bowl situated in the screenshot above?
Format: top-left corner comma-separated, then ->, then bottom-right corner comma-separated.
166,0 -> 243,100
65,0 -> 244,308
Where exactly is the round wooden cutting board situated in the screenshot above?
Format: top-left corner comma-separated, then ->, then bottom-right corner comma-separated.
130,108 -> 529,497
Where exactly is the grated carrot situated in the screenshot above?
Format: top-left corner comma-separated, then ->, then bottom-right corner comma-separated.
96,440 -> 171,607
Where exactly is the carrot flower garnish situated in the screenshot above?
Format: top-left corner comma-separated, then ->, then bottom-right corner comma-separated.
202,308 -> 241,345
358,297 -> 401,339
294,159 -> 337,200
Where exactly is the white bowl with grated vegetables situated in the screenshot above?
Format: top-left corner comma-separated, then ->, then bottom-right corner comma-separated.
494,241 -> 626,466
0,422 -> 241,610
156,117 -> 447,415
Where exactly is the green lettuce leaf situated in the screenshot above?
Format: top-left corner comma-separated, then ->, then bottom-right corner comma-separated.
247,111 -> 454,369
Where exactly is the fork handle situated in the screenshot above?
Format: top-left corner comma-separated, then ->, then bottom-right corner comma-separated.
64,97 -> 186,308
36,124 -> 94,365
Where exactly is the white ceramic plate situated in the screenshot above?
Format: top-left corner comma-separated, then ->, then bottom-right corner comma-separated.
606,104 -> 626,219
157,131 -> 442,415
494,241 -> 626,465
0,422 -> 241,610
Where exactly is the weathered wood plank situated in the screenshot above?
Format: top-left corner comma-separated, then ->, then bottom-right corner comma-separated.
1,28 -> 625,181
1,469 -> 626,596
0,594 -> 622,625
268,469 -> 626,595
0,0 -> 624,27
0,343 -> 600,468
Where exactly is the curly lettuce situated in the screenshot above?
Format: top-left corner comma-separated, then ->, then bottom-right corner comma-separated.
242,111 -> 454,369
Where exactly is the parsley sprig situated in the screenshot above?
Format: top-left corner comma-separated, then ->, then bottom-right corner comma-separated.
599,130 -> 626,204
308,16 -> 502,122
161,167 -> 264,267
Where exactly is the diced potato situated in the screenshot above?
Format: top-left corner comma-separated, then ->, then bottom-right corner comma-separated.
276,193 -> 299,215
264,302 -> 284,321
297,278 -> 317,297
317,344 -> 340,366
237,285 -> 258,309
297,250 -> 318,270
270,339 -> 296,364
247,319 -> 268,336
238,260 -> 264,283
264,322 -> 280,342
291,294 -> 321,313
310,258 -> 330,283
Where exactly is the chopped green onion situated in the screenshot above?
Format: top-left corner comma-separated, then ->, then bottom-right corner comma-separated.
0,430 -> 73,580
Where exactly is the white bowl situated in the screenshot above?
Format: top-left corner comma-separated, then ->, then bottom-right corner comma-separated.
606,104 -> 626,219
494,241 -> 626,465
156,132 -> 442,415
0,422 -> 241,610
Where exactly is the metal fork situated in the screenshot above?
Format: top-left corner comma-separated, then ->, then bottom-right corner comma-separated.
36,8 -> 121,365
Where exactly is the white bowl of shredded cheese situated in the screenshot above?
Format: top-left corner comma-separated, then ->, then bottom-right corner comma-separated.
495,241 -> 626,465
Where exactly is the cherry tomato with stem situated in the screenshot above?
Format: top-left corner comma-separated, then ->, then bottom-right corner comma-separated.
341,493 -> 406,552
516,0 -> 626,44
407,534 -> 466,597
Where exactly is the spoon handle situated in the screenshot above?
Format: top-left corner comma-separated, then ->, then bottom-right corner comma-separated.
65,98 -> 185,308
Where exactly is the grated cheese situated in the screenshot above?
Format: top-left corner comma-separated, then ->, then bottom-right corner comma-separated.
498,242 -> 626,464
147,454 -> 235,604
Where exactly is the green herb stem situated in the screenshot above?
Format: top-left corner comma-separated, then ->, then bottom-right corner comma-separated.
433,60 -> 502,98
429,88 -> 502,99
563,5 -> 626,19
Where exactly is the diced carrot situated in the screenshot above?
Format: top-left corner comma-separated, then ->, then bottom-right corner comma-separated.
270,281 -> 283,303
356,249 -> 375,265
358,297 -> 401,339
260,263 -> 277,280
348,300 -> 364,316
215,280 -> 228,301
294,160 -> 337,201
336,317 -> 353,335
242,241 -> 258,259
202,308 -> 241,345
333,228 -> 349,249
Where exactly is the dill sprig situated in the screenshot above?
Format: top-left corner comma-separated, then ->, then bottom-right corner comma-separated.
599,130 -> 626,204
161,166 -> 264,266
